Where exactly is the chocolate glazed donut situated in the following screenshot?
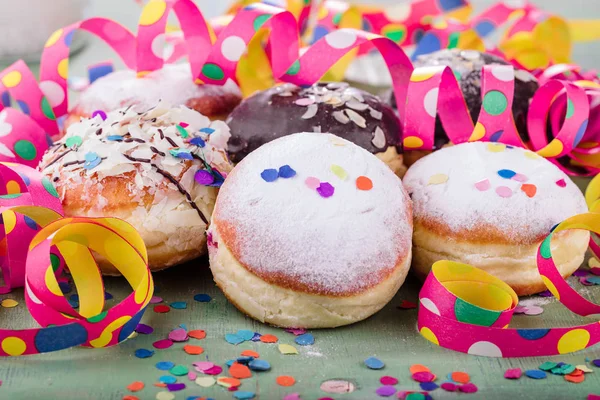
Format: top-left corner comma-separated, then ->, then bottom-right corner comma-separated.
385,49 -> 539,164
225,83 -> 404,173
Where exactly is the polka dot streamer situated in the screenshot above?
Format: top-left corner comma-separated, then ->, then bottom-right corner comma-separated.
417,211 -> 600,357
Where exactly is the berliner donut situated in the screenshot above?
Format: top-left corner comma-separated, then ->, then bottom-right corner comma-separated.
208,132 -> 413,328
225,82 -> 406,177
403,142 -> 589,296
64,63 -> 242,131
40,101 -> 233,274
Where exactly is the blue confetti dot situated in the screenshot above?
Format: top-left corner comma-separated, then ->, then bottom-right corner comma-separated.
438,0 -> 466,11
156,361 -> 175,370
497,169 -> 516,179
199,127 -> 215,134
364,356 -> 385,370
18,173 -> 30,186
574,119 -> 589,147
193,293 -> 212,302
45,133 -> 54,147
104,292 -> 113,300
59,281 -> 72,294
1,91 -> 10,107
159,375 -> 177,384
474,20 -> 496,37
420,381 -> 439,391
525,370 -> 547,379
233,391 -> 256,400
412,33 -> 441,60
517,328 -> 550,340
587,276 -> 600,285
88,63 -> 114,84
237,330 -> 255,341
34,323 -> 88,353
490,130 -> 504,142
190,137 -> 206,147
249,359 -> 271,371
236,356 -> 254,364
107,135 -> 123,141
16,100 -> 30,115
309,25 -> 329,45
23,215 -> 38,230
225,359 -> 235,367
295,333 -> 315,346
64,30 -> 75,46
225,333 -> 245,345
261,168 -> 279,182
170,301 -> 187,309
278,165 -> 296,179
251,332 -> 262,342
592,359 -> 600,367
134,348 -> 154,359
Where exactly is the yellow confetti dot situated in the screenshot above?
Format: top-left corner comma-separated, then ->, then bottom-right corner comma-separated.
194,78 -> 205,85
524,150 -> 541,160
486,143 -> 506,153
278,344 -> 299,355
3,210 -> 16,234
537,139 -> 564,158
137,71 -> 151,78
469,122 -> 486,142
2,71 -> 22,88
45,266 -> 63,296
1,336 -> 26,356
403,136 -> 424,148
427,173 -> 448,185
420,327 -> 439,345
329,136 -> 346,146
330,164 -> 347,180
139,0 -> 167,26
195,376 -> 216,387
557,329 -> 590,354
57,59 -> 69,79
45,28 -> 63,48
156,392 -> 175,400
576,364 -> 593,373
1,299 -> 18,308
410,69 -> 437,82
541,275 -> 560,300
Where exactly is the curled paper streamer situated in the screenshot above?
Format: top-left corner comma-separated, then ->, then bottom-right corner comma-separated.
0,162 -> 63,293
0,163 -> 152,356
418,211 -> 600,357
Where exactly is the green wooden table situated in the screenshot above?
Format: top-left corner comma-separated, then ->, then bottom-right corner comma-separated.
2,258 -> 600,400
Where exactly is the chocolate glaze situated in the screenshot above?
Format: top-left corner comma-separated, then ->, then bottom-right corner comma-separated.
386,49 -> 539,149
226,82 -> 402,163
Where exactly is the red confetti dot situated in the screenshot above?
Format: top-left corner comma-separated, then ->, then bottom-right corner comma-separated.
459,383 -> 478,393
379,376 -> 398,385
504,368 -> 522,379
152,339 -> 174,349
260,334 -> 278,343
356,176 -> 373,191
188,329 -> 206,339
451,371 -> 470,384
556,179 -> 567,187
183,345 -> 204,355
126,381 -> 145,392
409,364 -> 430,374
276,375 -> 296,387
230,362 -> 252,379
123,396 -> 140,400
241,350 -> 260,358
154,305 -> 171,313
412,371 -> 435,382
441,382 -> 458,392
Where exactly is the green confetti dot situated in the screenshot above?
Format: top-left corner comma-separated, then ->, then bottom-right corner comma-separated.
253,14 -> 272,31
65,135 -> 82,148
0,193 -> 22,199
565,99 -> 574,119
482,90 -> 508,116
170,365 -> 189,376
286,60 -> 300,76
454,298 -> 501,327
87,311 -> 108,323
50,253 -> 61,272
452,69 -> 462,81
202,63 -> 225,81
42,176 -> 59,198
176,125 -> 188,138
447,32 -> 460,49
385,28 -> 406,43
332,12 -> 343,26
41,97 -> 56,121
14,140 -> 37,161
540,234 -> 553,259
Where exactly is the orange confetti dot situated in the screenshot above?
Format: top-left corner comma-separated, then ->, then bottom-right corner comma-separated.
184,344 -> 204,355
276,375 -> 296,387
153,383 -> 167,388
451,371 -> 470,384
123,396 -> 140,400
126,381 -> 145,392
218,377 -> 242,387
260,334 -> 278,343
241,350 -> 260,358
188,330 -> 206,339
565,373 -> 585,383
569,369 -> 584,376
229,362 -> 252,379
410,364 -> 431,374
356,176 -> 373,191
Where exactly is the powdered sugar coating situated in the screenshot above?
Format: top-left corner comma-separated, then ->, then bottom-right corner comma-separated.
73,63 -> 241,114
403,142 -> 587,243
211,132 -> 413,295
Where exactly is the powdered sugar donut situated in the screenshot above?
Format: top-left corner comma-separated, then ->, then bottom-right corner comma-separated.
403,142 -> 589,296
64,63 -> 242,131
40,101 -> 233,274
208,132 -> 413,328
